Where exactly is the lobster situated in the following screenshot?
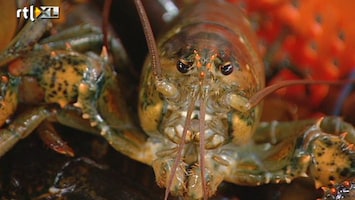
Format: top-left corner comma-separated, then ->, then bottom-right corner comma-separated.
133,0 -> 355,199
0,0 -> 355,199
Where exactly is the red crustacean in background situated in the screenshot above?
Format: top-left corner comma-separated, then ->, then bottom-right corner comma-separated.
224,0 -> 355,121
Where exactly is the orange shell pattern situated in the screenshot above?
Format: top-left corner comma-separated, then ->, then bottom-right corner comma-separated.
228,0 -> 355,106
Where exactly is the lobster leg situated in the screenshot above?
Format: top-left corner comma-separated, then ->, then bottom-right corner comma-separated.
0,99 -> 149,162
54,107 -> 149,159
206,117 -> 355,190
35,24 -> 106,53
37,120 -> 75,157
0,106 -> 51,157
34,23 -> 133,74
0,19 -> 52,66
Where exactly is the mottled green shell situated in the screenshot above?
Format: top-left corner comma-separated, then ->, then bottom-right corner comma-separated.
138,0 -> 264,146
0,74 -> 20,126
11,51 -> 103,108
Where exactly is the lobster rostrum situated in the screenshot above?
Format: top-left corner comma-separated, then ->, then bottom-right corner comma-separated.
0,0 -> 355,199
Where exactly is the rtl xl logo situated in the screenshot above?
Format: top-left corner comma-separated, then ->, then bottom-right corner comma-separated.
16,5 -> 60,21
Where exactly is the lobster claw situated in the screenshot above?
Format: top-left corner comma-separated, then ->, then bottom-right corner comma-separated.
306,117 -> 355,188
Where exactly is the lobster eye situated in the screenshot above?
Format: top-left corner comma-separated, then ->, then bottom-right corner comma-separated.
177,59 -> 191,73
220,62 -> 233,75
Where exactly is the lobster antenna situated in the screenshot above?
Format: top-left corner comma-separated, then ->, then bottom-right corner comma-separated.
247,79 -> 355,109
199,81 -> 208,200
102,0 -> 112,51
164,94 -> 197,200
133,0 -> 162,80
